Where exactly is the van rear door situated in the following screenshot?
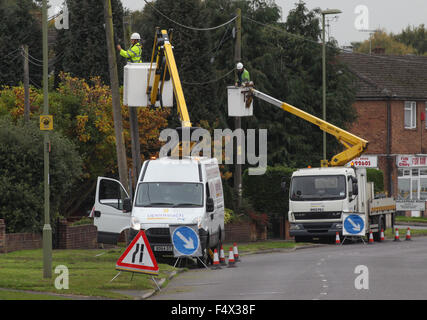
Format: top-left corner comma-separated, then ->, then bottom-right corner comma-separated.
94,177 -> 130,244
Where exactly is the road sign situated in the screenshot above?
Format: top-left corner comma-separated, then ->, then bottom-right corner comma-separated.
116,230 -> 159,275
170,224 -> 201,257
40,115 -> 53,131
343,213 -> 366,236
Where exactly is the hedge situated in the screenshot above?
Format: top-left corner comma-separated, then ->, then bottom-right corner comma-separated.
366,168 -> 384,194
242,166 -> 296,218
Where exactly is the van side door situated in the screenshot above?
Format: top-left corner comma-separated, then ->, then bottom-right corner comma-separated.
94,177 -> 130,244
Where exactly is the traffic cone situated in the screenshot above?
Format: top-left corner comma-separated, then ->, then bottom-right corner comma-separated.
233,243 -> 240,262
406,227 -> 412,241
380,229 -> 385,241
335,232 -> 341,245
219,245 -> 226,265
211,249 -> 222,269
394,228 -> 400,241
227,247 -> 236,268
368,230 -> 374,244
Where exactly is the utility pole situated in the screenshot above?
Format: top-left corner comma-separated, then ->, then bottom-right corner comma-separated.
42,0 -> 52,279
123,15 -> 141,189
234,8 -> 242,210
22,44 -> 30,123
103,0 -> 129,193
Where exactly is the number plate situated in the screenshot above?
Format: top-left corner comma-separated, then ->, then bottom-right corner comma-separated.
153,245 -> 173,252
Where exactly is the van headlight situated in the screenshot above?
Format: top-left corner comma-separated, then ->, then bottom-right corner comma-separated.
131,217 -> 141,231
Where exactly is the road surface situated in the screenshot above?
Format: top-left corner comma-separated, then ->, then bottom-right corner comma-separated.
151,236 -> 427,300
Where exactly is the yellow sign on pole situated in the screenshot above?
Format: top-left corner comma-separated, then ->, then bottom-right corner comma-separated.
40,115 -> 53,131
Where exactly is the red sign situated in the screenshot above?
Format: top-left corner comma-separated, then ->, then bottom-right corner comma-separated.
116,230 -> 159,275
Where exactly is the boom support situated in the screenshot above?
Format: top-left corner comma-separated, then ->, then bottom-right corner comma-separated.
248,88 -> 368,167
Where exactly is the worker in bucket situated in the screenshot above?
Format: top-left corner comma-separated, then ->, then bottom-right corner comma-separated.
235,62 -> 251,86
117,32 -> 142,63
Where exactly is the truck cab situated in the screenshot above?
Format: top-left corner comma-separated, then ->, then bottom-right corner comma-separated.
288,167 -> 360,241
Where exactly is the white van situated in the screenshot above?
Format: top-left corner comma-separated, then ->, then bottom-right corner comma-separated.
93,156 -> 225,264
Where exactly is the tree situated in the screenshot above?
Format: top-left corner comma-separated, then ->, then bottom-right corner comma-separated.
53,0 -> 125,86
353,29 -> 416,55
394,24 -> 427,56
0,0 -> 43,87
0,117 -> 82,233
0,73 -> 170,216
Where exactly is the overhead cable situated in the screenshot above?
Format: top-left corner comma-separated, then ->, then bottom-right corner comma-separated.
143,0 -> 237,31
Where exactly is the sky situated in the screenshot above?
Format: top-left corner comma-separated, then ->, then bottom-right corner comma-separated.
48,0 -> 427,47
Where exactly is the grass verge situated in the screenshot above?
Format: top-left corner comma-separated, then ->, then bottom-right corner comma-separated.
395,216 -> 427,224
0,248 -> 176,300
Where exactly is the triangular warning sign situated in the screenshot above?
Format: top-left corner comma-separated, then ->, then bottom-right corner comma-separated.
116,230 -> 159,275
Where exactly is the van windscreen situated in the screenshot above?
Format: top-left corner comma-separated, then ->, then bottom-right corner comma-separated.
135,182 -> 203,207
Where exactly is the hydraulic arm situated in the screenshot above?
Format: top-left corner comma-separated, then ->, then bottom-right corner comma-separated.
247,88 -> 368,167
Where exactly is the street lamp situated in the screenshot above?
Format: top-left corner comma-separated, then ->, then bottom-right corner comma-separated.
321,9 -> 342,167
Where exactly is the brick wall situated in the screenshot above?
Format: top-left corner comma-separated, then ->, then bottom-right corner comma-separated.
0,220 -> 5,253
56,219 -> 98,249
225,221 -> 268,242
0,219 -> 42,253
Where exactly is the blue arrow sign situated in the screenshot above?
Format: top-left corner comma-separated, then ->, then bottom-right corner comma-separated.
344,214 -> 365,235
171,225 -> 200,256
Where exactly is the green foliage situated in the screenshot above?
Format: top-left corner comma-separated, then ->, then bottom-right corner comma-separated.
53,0 -> 125,86
0,0 -> 43,86
0,118 -> 83,233
71,217 -> 94,226
394,24 -> 427,56
366,168 -> 384,194
243,166 -> 296,218
353,29 -> 416,55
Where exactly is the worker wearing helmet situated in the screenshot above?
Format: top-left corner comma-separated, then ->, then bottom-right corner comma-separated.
117,32 -> 142,63
235,62 -> 250,86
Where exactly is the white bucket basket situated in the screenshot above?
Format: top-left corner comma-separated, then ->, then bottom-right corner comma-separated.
227,86 -> 253,117
123,63 -> 173,107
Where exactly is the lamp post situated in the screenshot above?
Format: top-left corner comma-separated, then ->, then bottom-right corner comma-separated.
321,9 -> 341,166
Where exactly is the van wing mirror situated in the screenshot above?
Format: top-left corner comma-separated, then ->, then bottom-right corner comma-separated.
123,198 -> 132,212
206,197 -> 214,212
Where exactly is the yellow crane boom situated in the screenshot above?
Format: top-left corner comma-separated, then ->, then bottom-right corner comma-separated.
247,88 -> 368,167
147,28 -> 191,128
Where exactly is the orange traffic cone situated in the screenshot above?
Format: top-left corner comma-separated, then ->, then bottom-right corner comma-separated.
211,249 -> 222,269
394,228 -> 400,241
335,232 -> 341,245
406,227 -> 412,241
227,247 -> 236,268
219,245 -> 226,265
380,229 -> 385,241
233,243 -> 240,262
368,230 -> 374,244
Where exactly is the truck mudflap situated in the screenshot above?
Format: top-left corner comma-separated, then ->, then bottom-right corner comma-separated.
289,222 -> 342,238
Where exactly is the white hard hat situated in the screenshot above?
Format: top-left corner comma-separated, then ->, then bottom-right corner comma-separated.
236,62 -> 243,70
131,32 -> 141,40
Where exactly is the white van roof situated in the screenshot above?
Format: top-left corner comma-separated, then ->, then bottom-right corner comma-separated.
141,157 -> 218,183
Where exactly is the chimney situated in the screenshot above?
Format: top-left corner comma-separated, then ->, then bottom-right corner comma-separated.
372,47 -> 385,55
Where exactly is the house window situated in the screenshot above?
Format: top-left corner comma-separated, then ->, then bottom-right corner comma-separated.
404,101 -> 416,129
398,167 -> 427,200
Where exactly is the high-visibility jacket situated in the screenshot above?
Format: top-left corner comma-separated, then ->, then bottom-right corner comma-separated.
237,68 -> 250,85
120,42 -> 142,63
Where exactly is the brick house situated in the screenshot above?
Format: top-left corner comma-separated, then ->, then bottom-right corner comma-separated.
340,50 -> 427,216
